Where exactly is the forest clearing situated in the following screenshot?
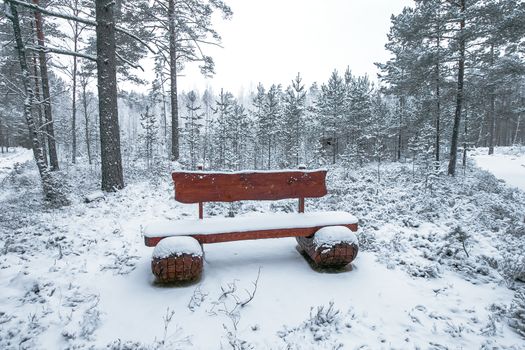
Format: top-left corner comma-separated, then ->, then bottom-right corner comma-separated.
1,146 -> 525,349
1,0 -> 525,349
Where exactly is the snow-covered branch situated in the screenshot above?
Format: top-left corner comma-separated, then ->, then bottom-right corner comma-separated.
27,45 -> 97,62
116,52 -> 144,71
7,0 -> 156,54
7,0 -> 96,26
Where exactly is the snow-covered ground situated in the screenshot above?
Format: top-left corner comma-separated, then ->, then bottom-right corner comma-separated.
1,148 -> 525,349
0,148 -> 33,182
472,146 -> 525,191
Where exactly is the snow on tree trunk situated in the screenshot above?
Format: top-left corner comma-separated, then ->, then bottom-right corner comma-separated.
435,28 -> 441,163
71,20 -> 79,164
30,41 -> 48,167
168,0 -> 179,161
488,43 -> 496,156
95,0 -> 124,191
448,0 -> 466,176
32,0 -> 59,171
6,0 -> 68,205
82,83 -> 92,165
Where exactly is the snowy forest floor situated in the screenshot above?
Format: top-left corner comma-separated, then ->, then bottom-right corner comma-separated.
1,147 -> 525,350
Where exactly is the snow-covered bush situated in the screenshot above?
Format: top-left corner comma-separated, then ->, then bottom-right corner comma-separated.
278,302 -> 352,348
500,250 -> 525,286
508,289 -> 525,338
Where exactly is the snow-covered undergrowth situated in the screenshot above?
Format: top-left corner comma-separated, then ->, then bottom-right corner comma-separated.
1,148 -> 525,349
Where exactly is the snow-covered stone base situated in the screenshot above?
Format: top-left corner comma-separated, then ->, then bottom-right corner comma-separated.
151,237 -> 203,283
297,226 -> 359,268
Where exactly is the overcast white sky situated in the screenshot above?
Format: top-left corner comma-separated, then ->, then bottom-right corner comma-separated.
177,0 -> 413,94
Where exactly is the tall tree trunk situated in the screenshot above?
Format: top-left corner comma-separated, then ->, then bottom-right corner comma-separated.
161,80 -> 168,148
31,48 -> 48,166
82,79 -> 92,164
514,108 -> 522,145
488,43 -> 496,155
202,100 -> 210,166
462,106 -> 468,167
6,0 -> 67,204
435,26 -> 441,162
0,118 -> 3,153
267,137 -> 271,169
476,111 -> 487,146
398,96 -> 404,161
33,0 -> 59,170
332,127 -> 337,164
95,0 -> 124,191
448,0 -> 466,176
71,6 -> 80,164
168,0 -> 179,161
71,43 -> 78,163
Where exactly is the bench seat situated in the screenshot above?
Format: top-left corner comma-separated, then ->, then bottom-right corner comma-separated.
144,211 -> 358,246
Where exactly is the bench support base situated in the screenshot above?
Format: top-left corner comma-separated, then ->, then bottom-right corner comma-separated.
296,236 -> 358,268
151,253 -> 203,283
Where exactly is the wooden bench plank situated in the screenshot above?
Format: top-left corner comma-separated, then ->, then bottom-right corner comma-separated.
144,211 -> 358,246
171,170 -> 327,203
145,223 -> 358,246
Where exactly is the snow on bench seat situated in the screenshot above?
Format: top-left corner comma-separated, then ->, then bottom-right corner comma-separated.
144,211 -> 358,246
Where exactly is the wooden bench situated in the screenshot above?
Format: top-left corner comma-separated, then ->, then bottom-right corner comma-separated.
144,169 -> 359,283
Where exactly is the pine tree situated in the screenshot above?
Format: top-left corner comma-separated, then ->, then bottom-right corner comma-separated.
257,84 -> 282,169
282,73 -> 306,167
201,88 -> 214,167
147,0 -> 233,161
316,70 -> 346,164
183,91 -> 203,169
369,92 -> 390,183
139,105 -> 158,168
214,89 -> 235,169
348,75 -> 374,165
96,0 -> 124,190
251,83 -> 266,169
150,56 -> 169,149
231,103 -> 250,170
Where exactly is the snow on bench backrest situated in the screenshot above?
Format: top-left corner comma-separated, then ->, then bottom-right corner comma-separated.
171,169 -> 328,203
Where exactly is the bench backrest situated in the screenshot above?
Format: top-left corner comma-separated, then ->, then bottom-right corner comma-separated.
172,170 -> 327,217
172,170 -> 327,203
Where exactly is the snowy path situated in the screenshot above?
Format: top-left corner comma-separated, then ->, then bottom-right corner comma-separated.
0,148 -> 33,182
472,147 -> 525,191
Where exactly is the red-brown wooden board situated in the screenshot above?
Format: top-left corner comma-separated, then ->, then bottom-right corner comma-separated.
144,222 -> 358,246
171,170 -> 327,203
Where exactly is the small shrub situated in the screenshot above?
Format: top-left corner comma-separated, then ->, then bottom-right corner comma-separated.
508,289 -> 525,338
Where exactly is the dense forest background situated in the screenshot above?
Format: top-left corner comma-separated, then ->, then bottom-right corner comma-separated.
1,0 -> 524,202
